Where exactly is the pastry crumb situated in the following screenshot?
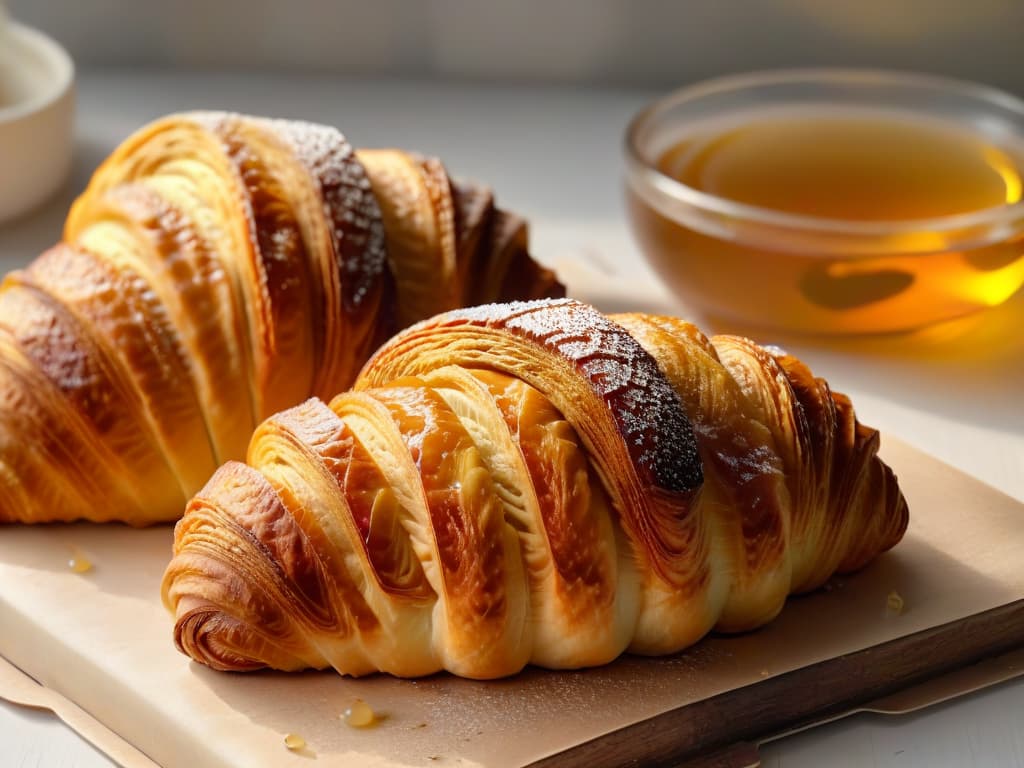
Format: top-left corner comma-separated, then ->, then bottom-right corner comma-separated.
886,591 -> 905,615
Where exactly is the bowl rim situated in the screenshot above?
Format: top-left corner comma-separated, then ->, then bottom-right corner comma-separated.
624,67 -> 1024,239
0,20 -> 75,124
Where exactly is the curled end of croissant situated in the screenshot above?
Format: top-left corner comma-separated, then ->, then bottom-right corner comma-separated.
172,599 -> 268,673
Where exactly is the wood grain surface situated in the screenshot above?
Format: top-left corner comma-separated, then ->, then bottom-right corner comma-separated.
538,602 -> 1024,767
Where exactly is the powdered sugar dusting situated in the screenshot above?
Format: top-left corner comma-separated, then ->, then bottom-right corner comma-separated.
262,118 -> 388,313
445,299 -> 702,492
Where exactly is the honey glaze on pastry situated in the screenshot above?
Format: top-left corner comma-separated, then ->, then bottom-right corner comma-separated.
0,112 -> 562,524
162,298 -> 908,679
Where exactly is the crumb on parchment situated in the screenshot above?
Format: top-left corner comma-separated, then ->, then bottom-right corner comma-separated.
886,591 -> 905,615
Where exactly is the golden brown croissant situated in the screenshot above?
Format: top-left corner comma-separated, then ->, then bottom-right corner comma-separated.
0,112 -> 562,525
162,298 -> 908,679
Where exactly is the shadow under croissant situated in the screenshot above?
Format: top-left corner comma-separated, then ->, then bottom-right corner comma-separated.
185,541 -> 1000,768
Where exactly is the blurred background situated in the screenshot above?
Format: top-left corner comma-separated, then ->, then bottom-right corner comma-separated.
8,0 -> 1024,91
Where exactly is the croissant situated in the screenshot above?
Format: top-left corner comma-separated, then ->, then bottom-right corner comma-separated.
0,112 -> 561,525
162,298 -> 908,679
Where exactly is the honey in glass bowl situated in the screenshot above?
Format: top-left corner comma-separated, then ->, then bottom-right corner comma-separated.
625,70 -> 1024,334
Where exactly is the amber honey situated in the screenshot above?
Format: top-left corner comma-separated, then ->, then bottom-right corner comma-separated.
627,102 -> 1024,334
660,112 -> 1020,221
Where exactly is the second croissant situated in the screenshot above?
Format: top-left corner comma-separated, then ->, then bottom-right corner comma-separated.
162,298 -> 909,680
0,112 -> 562,525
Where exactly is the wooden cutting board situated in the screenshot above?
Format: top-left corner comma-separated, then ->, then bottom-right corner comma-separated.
1,438 -> 1023,768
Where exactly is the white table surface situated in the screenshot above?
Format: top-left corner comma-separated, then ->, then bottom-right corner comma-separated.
1,71 -> 1022,768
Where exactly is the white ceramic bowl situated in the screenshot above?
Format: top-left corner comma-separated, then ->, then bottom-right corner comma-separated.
0,14 -> 74,224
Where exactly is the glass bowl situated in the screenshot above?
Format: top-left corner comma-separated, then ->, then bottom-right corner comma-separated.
624,69 -> 1024,335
